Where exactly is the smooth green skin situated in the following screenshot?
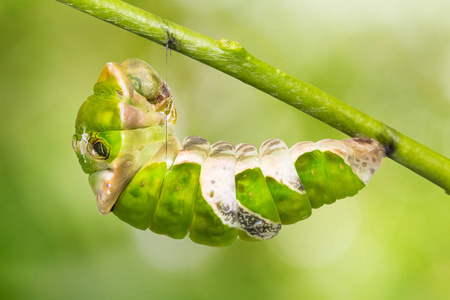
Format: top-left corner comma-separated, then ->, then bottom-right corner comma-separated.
113,162 -> 167,230
265,177 -> 312,225
236,168 -> 280,222
150,163 -> 201,239
324,151 -> 364,199
189,185 -> 238,247
75,77 -> 124,134
235,168 -> 280,241
294,150 -> 365,209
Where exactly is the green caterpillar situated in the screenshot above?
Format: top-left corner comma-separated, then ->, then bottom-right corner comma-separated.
72,58 -> 384,247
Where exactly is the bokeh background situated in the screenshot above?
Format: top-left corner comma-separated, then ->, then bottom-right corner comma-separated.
1,0 -> 450,299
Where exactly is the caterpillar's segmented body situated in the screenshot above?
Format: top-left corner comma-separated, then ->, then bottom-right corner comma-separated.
72,59 -> 384,247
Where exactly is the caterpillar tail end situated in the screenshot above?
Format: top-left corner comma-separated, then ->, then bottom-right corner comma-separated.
341,138 -> 384,185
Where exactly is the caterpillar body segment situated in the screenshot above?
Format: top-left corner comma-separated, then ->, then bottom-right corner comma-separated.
72,59 -> 384,247
150,136 -> 208,239
112,136 -> 180,230
260,139 -> 312,225
235,143 -> 282,242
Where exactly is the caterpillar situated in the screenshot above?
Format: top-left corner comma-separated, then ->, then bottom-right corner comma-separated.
72,58 -> 384,247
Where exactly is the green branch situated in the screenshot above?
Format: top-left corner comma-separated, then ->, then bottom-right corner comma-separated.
57,0 -> 450,194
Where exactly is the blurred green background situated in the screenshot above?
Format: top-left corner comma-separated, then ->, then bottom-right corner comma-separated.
1,0 -> 450,299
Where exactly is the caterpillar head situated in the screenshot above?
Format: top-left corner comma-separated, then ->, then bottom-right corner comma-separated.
72,59 -> 177,215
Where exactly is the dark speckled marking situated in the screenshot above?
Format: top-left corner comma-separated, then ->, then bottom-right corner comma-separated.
353,138 -> 374,144
213,141 -> 234,150
210,142 -> 234,157
181,136 -> 210,153
237,205 -> 281,240
215,202 -> 237,224
242,146 -> 256,153
267,140 -> 282,148
184,135 -> 208,145
261,139 -> 282,149
236,144 -> 257,160
236,143 -> 252,152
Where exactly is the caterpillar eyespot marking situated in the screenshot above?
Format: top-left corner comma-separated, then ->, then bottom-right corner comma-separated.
72,58 -> 384,247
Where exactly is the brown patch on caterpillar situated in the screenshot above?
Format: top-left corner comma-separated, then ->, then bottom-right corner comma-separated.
340,138 -> 384,184
175,186 -> 179,191
141,181 -> 146,187
215,202 -> 237,224
267,140 -> 282,147
184,135 -> 208,145
235,143 -> 259,174
235,144 -> 257,160
352,138 -> 374,144
159,82 -> 172,101
243,147 -> 255,153
209,190 -> 214,198
210,141 -> 235,157
238,145 -> 256,153
261,139 -> 281,149
213,142 -> 234,152
236,143 -> 250,152
260,139 -> 288,157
